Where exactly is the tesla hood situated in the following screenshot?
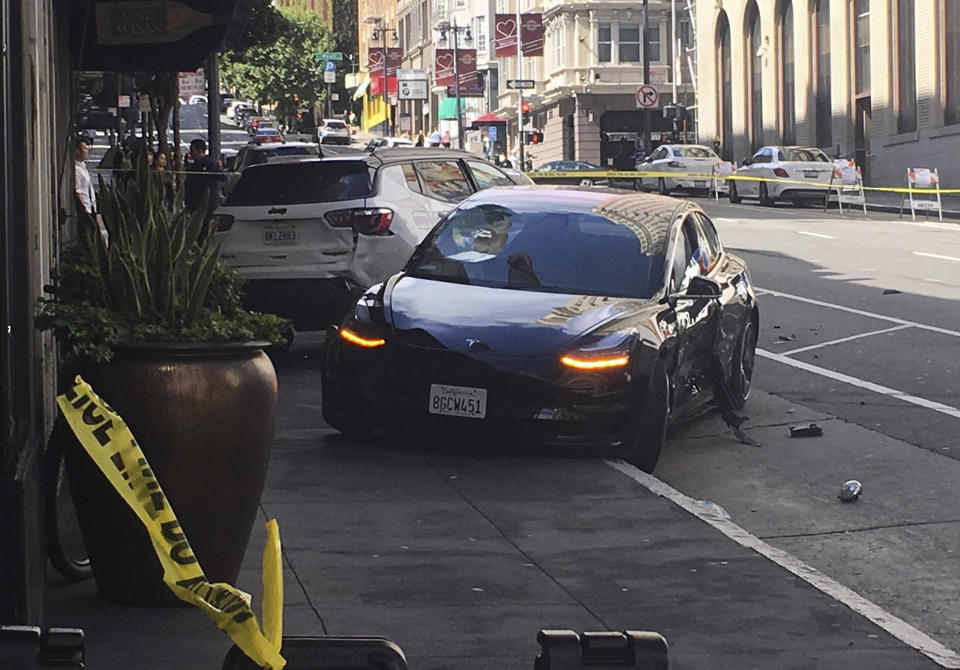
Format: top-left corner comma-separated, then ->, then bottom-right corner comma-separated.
387,277 -> 645,356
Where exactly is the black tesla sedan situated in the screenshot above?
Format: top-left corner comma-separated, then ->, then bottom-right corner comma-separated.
322,187 -> 758,472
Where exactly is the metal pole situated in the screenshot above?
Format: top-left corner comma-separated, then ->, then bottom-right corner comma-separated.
641,0 -> 650,156
382,25 -> 390,136
453,20 -> 464,149
516,3 -> 524,171
206,51 -> 221,161
671,0 -> 679,143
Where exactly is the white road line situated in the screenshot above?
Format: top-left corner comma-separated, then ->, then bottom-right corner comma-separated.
606,460 -> 960,669
757,349 -> 960,420
757,287 -> 960,339
796,230 -> 836,239
914,251 -> 960,263
779,324 -> 913,355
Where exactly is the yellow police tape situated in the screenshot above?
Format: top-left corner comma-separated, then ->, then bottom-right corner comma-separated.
523,169 -> 960,195
57,375 -> 286,670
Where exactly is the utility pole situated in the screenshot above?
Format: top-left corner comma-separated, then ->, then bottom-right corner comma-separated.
641,0 -> 650,156
381,25 -> 390,135
452,19 -> 464,149
206,51 -> 220,161
671,0 -> 678,142
516,2 -> 524,171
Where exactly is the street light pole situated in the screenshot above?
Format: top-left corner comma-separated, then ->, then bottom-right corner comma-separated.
516,3 -> 524,171
641,0 -> 650,156
381,25 -> 390,135
452,19 -> 464,150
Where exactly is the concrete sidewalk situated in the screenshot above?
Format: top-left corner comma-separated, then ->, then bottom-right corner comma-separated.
44,341 -> 948,670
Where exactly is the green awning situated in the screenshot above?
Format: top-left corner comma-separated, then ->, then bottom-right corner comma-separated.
438,97 -> 461,121
352,77 -> 370,101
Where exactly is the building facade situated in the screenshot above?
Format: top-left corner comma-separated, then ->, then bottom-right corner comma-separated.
357,0 -> 401,133
494,0 -> 696,168
697,0 -> 960,187
274,0 -> 334,24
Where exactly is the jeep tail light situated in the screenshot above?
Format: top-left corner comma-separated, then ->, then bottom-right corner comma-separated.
325,208 -> 394,235
773,167 -> 789,178
214,214 -> 235,232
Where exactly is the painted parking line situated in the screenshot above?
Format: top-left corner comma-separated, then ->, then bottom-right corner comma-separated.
796,230 -> 836,239
778,324 -> 913,356
914,251 -> 960,263
757,349 -> 960,420
606,460 -> 960,669
756,288 -> 960,339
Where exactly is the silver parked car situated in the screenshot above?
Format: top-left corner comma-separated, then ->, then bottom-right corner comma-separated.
728,145 -> 833,206
318,119 -> 351,145
211,148 -> 518,329
636,144 -> 724,194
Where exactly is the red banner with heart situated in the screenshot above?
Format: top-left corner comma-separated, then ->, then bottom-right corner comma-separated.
494,14 -> 517,57
435,48 -> 455,86
367,46 -> 384,73
520,13 -> 543,56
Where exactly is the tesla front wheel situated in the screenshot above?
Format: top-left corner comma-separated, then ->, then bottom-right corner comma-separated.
724,319 -> 757,410
45,420 -> 92,582
728,181 -> 742,204
624,364 -> 669,473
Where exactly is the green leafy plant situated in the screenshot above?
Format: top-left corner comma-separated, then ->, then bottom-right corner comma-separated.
38,150 -> 288,363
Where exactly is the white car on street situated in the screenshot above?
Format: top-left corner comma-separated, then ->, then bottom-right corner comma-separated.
318,119 -> 351,145
728,145 -> 833,206
211,149 -> 518,329
636,144 -> 724,194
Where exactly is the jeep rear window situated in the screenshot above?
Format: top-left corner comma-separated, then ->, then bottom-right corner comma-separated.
223,161 -> 373,206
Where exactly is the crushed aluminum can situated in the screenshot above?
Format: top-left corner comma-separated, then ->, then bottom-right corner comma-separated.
789,423 -> 823,438
838,480 -> 863,502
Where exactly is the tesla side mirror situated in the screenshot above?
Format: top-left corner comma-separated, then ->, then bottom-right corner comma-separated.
667,275 -> 722,307
740,158 -> 752,167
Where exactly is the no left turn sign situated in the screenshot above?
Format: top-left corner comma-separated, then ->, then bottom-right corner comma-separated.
636,84 -> 659,109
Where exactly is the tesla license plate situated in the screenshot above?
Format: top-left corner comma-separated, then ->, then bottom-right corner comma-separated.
264,229 -> 296,244
429,384 -> 487,419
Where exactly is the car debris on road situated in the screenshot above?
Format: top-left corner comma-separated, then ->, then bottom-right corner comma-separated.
838,480 -> 863,502
789,423 -> 824,438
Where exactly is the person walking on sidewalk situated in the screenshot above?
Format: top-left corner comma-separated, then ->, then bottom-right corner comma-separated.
74,138 -> 96,214
184,139 -> 225,241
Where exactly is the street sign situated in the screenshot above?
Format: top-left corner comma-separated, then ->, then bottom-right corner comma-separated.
447,84 -> 485,98
488,125 -> 497,142
324,60 -> 337,72
636,84 -> 659,109
397,69 -> 428,80
315,51 -> 343,61
324,59 -> 336,83
507,79 -> 535,89
399,79 -> 428,100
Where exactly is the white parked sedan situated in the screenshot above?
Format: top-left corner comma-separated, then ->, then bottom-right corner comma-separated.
728,145 -> 833,206
636,144 -> 723,194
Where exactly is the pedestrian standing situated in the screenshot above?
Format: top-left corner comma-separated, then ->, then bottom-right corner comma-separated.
441,130 -> 451,148
415,133 -> 424,147
153,151 -> 175,212
74,138 -> 96,214
430,129 -> 442,147
184,138 -> 225,241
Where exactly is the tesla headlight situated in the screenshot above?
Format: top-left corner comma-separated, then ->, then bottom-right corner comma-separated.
339,288 -> 387,348
560,331 -> 633,370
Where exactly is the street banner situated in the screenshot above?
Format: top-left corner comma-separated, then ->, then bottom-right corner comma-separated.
435,49 -> 455,86
520,13 -> 544,56
458,48 -> 478,86
367,46 -> 384,73
386,47 -> 403,78
494,14 -> 518,57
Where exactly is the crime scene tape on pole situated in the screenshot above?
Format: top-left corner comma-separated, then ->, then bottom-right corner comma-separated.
57,375 -> 286,670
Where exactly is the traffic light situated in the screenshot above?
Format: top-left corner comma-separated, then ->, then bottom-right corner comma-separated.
521,101 -> 531,114
523,130 -> 543,145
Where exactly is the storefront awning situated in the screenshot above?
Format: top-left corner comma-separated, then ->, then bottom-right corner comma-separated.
69,0 -> 236,71
353,77 -> 370,101
438,97 -> 461,121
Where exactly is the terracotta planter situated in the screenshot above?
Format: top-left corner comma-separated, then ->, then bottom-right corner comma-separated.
63,342 -> 277,606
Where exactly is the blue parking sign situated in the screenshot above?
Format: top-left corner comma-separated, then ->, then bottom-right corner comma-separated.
324,60 -> 336,72
488,125 -> 497,142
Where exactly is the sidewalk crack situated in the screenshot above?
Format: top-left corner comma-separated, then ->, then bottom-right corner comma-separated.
761,517 -> 960,540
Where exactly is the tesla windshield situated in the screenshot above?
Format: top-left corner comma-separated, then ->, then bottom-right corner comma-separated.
406,203 -> 666,299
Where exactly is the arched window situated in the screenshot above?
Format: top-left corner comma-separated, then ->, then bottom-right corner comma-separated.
780,1 -> 795,144
716,11 -> 733,159
746,2 -> 763,150
812,0 -> 832,147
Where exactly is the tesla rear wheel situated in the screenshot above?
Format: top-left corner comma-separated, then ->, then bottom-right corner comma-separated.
759,182 -> 774,207
728,181 -> 742,204
724,319 -> 757,410
657,178 -> 671,195
624,364 -> 669,473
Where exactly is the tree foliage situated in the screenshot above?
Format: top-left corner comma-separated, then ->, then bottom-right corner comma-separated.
224,0 -> 287,60
220,9 -> 332,109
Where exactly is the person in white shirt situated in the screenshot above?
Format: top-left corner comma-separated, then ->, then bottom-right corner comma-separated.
74,139 -> 96,214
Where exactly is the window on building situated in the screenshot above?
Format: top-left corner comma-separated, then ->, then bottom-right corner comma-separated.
456,0 -> 465,7
645,25 -> 660,62
780,1 -> 795,144
717,11 -> 733,160
814,0 -> 832,148
476,16 -> 487,53
436,0 -> 447,17
619,23 -> 641,63
598,22 -> 612,63
421,1 -> 429,42
948,0 -> 960,124
895,0 -> 916,132
854,0 -> 870,95
746,2 -> 763,150
552,23 -> 565,70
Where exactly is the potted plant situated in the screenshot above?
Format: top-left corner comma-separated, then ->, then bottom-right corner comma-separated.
39,150 -> 289,605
